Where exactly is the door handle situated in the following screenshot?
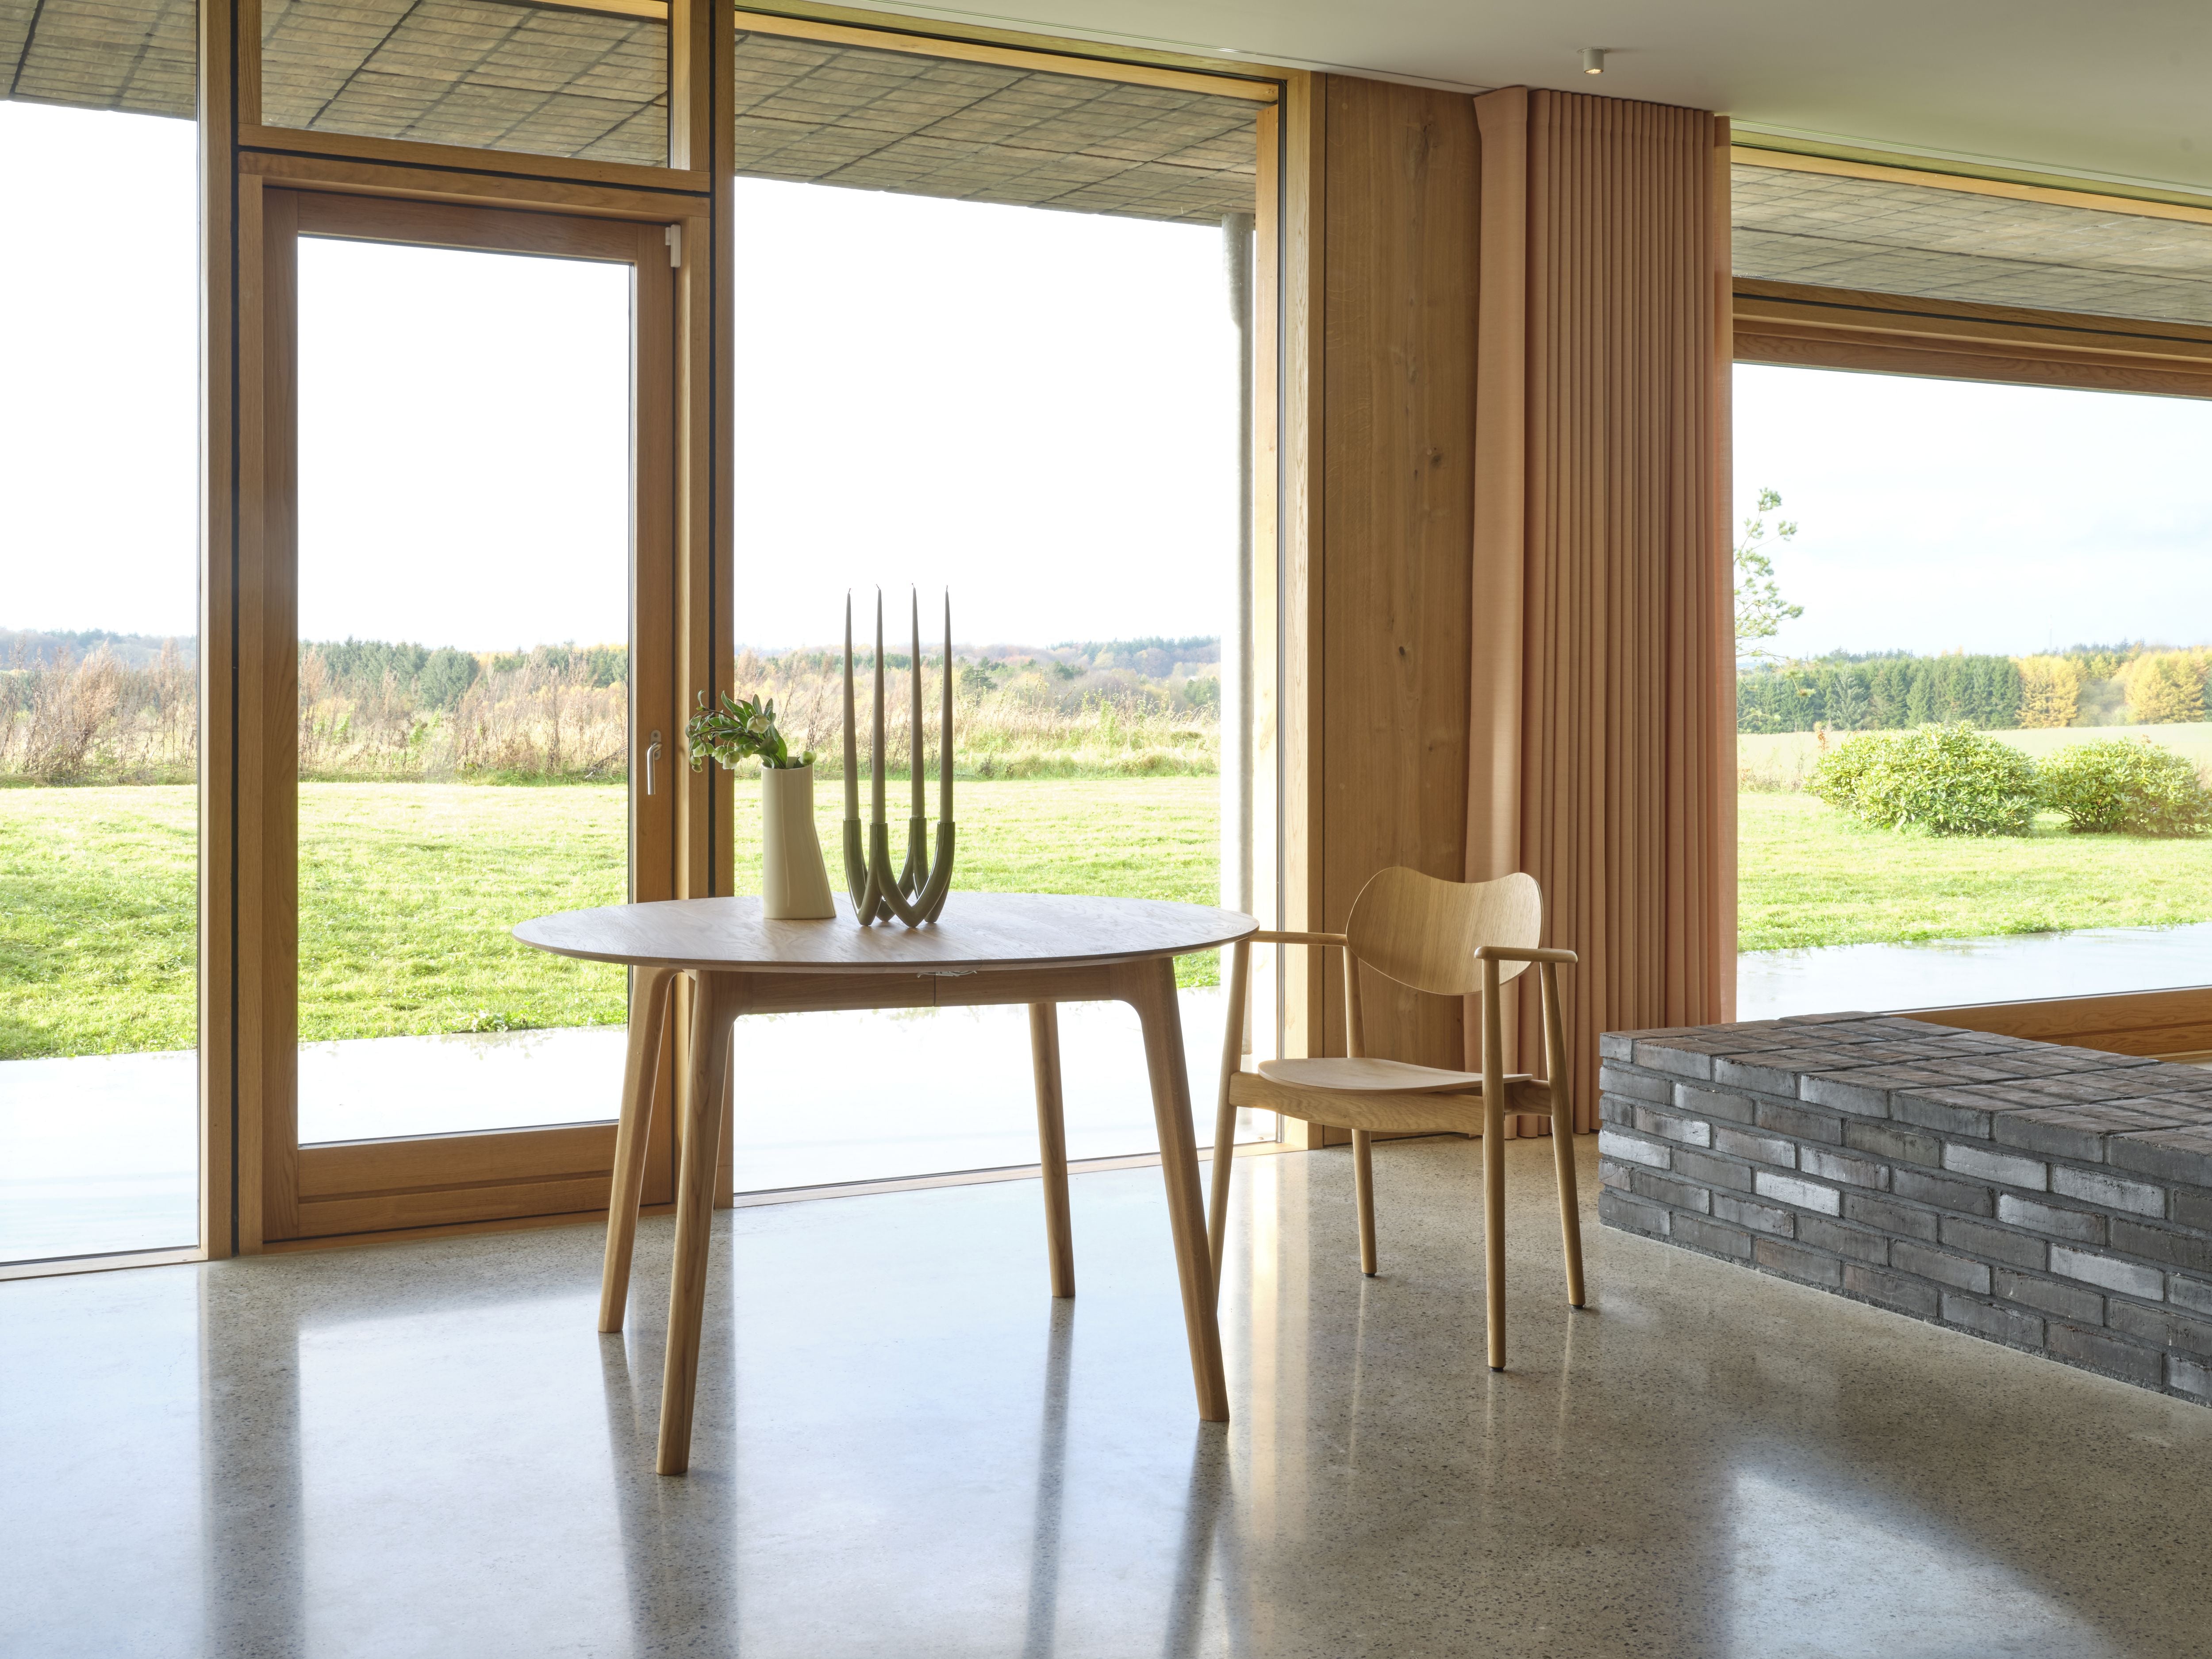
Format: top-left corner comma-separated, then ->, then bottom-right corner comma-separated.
645,730 -> 662,797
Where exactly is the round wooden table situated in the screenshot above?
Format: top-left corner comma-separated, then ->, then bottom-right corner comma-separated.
515,892 -> 1258,1474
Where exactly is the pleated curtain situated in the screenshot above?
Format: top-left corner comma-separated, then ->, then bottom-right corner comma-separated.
1468,88 -> 1736,1133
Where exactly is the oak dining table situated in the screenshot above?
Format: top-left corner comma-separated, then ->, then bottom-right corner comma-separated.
514,892 -> 1258,1474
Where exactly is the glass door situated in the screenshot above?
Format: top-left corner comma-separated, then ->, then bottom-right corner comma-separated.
258,192 -> 678,1242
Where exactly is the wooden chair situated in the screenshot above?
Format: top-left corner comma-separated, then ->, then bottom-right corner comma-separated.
1206,867 -> 1585,1371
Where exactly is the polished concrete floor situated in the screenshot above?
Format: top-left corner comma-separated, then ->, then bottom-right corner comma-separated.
9,1136 -> 2212,1658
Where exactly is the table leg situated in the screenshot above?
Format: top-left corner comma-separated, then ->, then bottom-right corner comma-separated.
1118,957 -> 1229,1424
1028,1002 -> 1075,1298
657,969 -> 743,1475
599,965 -> 676,1334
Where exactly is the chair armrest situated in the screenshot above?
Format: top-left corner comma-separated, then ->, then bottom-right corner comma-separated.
1249,930 -> 1349,949
1474,945 -> 1579,965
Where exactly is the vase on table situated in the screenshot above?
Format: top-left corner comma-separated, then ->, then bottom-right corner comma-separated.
760,763 -> 835,920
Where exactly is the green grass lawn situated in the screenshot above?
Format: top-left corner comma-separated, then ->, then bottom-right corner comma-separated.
11,779 -> 2209,1060
1739,793 -> 2212,951
0,778 -> 1222,1060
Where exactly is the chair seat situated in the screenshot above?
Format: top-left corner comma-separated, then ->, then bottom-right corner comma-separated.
1259,1056 -> 1487,1094
1231,1064 -> 1554,1135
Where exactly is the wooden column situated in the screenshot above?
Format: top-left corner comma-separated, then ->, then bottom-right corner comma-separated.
1317,76 -> 1479,1088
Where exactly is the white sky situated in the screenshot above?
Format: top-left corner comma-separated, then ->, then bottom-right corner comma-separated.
0,102 -> 1240,653
297,240 -> 632,650
8,99 -> 2211,662
1,104 -> 197,638
1735,364 -> 2212,657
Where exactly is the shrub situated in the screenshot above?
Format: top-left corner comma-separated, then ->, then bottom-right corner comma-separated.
1809,724 -> 2039,836
2039,739 -> 2212,836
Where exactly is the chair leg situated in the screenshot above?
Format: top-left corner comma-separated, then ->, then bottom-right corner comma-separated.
1351,1129 -> 1378,1275
1551,1110 -> 1586,1307
1482,1117 -> 1505,1370
1540,962 -> 1586,1309
1481,959 -> 1507,1372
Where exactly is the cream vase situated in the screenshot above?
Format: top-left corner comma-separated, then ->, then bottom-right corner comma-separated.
760,763 -> 836,920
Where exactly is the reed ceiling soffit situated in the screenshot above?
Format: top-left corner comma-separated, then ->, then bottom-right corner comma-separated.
0,0 -> 1258,222
1733,161 -> 2212,328
728,29 -> 1257,224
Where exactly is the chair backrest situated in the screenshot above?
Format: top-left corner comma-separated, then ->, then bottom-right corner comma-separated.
1344,866 -> 1543,998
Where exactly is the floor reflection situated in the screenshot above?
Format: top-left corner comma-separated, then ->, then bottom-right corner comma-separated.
1725,1465 -> 2105,1658
11,1138 -> 2212,1656
1020,1303 -> 1073,1659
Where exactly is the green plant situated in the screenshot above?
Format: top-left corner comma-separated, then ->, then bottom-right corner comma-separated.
2039,739 -> 2212,836
1809,724 -> 2039,837
686,691 -> 810,772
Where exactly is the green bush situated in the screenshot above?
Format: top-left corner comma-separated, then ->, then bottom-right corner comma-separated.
1809,724 -> 2039,836
2039,739 -> 2212,836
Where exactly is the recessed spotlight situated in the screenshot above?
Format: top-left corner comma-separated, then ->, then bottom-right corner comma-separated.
1581,47 -> 1606,74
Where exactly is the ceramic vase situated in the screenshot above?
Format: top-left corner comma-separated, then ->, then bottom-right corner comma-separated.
760,763 -> 836,920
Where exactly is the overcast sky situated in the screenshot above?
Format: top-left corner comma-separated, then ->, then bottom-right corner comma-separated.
1,101 -> 1239,653
7,99 -> 2211,663
1735,364 -> 2212,657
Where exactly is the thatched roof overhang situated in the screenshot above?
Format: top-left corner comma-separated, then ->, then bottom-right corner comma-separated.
2,0 -> 1260,222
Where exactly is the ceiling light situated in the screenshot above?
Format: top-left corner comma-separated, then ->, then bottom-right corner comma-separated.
1581,47 -> 1606,74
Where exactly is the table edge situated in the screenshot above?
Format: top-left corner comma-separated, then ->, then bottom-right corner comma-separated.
510,905 -> 1258,974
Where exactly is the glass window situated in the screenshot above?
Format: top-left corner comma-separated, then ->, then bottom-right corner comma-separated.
1734,363 -> 2212,1019
719,38 -> 1267,1190
292,236 -> 635,1144
0,100 -> 200,1263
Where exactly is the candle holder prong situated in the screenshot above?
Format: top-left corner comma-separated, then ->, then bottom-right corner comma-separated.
841,586 -> 956,928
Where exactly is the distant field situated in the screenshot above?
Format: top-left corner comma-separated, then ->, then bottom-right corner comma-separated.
0,778 -> 1221,1060
1740,721 -> 2212,791
1738,793 -> 2212,951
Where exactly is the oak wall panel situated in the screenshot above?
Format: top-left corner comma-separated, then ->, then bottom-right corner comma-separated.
1318,77 -> 1479,1078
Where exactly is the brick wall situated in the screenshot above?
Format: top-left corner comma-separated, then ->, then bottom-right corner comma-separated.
1597,1011 -> 2212,1402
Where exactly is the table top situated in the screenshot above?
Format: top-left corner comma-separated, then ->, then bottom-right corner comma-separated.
513,893 -> 1257,975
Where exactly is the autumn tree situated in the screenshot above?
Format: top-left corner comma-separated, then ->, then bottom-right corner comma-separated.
2123,650 -> 2209,725
2016,655 -> 2083,728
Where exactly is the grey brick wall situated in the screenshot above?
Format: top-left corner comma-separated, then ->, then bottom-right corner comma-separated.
1596,1011 -> 2212,1406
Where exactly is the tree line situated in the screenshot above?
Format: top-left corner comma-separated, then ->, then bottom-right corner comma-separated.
1739,645 -> 2212,733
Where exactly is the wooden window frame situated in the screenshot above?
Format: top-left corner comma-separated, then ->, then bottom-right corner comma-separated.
189,0 -> 1320,1261
1732,148 -> 2212,397
1734,277 -> 2212,399
203,0 -> 728,1260
244,192 -> 683,1247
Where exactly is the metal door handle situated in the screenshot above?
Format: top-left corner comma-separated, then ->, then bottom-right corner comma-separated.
645,730 -> 662,796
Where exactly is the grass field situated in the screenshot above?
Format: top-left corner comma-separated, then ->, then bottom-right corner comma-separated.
9,780 -> 2212,1059
0,778 -> 1222,1060
1738,793 -> 2212,951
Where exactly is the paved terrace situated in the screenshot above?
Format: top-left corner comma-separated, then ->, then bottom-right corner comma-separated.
1598,1011 -> 2212,1402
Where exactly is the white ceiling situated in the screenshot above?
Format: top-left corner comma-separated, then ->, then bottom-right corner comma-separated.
854,0 -> 2212,198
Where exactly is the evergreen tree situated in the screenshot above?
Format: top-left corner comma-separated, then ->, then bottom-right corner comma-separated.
1869,660 -> 1913,729
1903,661 -> 1933,725
1827,665 -> 1872,730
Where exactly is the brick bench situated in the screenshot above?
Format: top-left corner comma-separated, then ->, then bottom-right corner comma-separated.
1596,1011 -> 2212,1402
